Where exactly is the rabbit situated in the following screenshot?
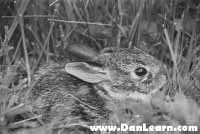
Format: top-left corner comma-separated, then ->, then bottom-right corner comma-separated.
9,47 -> 167,134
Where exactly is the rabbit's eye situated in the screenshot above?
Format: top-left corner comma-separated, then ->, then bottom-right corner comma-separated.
135,67 -> 147,77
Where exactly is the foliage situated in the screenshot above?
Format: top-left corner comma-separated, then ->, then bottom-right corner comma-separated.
0,0 -> 200,133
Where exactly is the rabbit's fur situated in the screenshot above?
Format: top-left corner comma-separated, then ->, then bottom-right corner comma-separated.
19,47 -> 167,133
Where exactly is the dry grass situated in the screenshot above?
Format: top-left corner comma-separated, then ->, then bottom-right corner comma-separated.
0,0 -> 200,133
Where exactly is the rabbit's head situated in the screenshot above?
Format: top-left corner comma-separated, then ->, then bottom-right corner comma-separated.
65,47 -> 167,103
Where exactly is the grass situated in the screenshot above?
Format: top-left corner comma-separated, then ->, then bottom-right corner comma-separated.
0,0 -> 200,133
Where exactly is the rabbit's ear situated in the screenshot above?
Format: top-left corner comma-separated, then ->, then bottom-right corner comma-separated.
65,62 -> 111,83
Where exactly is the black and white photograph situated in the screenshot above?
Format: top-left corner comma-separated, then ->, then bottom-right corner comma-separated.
0,0 -> 200,133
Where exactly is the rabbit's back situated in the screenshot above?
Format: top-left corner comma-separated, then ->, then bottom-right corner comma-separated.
30,62 -> 109,124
